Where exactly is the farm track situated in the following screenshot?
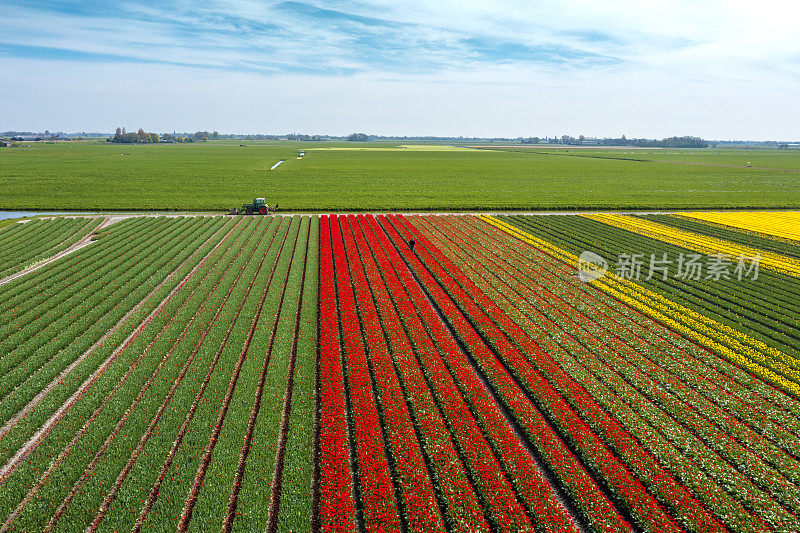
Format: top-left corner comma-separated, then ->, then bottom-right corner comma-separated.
0,218 -> 206,394
78,219 -> 259,532
0,219 -> 253,532
0,217 -> 151,315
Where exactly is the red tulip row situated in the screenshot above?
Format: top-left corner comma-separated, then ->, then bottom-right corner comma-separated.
434,214 -> 800,528
382,213 -> 725,532
336,213 -> 491,531
330,215 -> 404,531
373,215 -> 628,531
336,215 -> 447,532
359,214 -> 578,532
456,215 -> 800,450
433,214 -> 800,530
421,214 -> 794,530
318,215 -> 358,532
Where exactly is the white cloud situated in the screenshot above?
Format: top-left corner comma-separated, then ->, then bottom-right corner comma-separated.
1,0 -> 799,138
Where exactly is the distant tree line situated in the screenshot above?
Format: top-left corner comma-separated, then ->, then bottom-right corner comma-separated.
108,128 -> 227,144
286,133 -> 323,141
554,135 -> 708,148
108,128 -> 160,144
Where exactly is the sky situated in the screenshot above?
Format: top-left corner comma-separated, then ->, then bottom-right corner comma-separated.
1,0 -> 799,139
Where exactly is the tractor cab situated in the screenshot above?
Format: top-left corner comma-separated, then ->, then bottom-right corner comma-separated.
236,197 -> 271,215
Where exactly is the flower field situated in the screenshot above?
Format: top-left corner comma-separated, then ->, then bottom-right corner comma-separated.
0,212 -> 798,531
0,216 -> 104,280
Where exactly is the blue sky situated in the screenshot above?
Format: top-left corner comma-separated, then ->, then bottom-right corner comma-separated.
1,0 -> 799,139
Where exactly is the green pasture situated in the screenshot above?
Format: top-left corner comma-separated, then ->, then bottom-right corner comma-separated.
1,141 -> 799,211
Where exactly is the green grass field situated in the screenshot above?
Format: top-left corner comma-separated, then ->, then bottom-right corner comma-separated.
1,141 -> 799,211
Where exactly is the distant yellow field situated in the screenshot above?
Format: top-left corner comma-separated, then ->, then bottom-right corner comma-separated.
308,144 -> 483,152
682,211 -> 800,242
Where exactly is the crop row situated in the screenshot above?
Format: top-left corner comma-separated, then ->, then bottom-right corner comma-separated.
105,216 -> 287,532
680,211 -> 800,244
360,214 -> 579,531
383,214 -> 736,532
0,217 -> 223,410
414,214 -> 800,531
318,214 -> 585,532
0,217 -> 234,472
0,216 -> 152,317
0,217 -> 102,279
648,214 -> 800,259
489,214 -> 800,413
588,213 -> 800,277
505,214 -> 800,379
0,216 -> 264,530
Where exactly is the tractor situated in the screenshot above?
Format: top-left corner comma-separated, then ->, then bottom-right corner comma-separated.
229,197 -> 274,215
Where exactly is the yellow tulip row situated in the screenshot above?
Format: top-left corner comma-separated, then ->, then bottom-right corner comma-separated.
584,213 -> 800,277
681,211 -> 800,242
479,215 -> 800,398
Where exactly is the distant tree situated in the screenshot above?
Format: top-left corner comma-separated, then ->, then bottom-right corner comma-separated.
347,132 -> 370,142
108,127 -> 159,144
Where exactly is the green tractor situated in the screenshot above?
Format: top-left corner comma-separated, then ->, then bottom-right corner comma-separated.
230,197 -> 274,215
